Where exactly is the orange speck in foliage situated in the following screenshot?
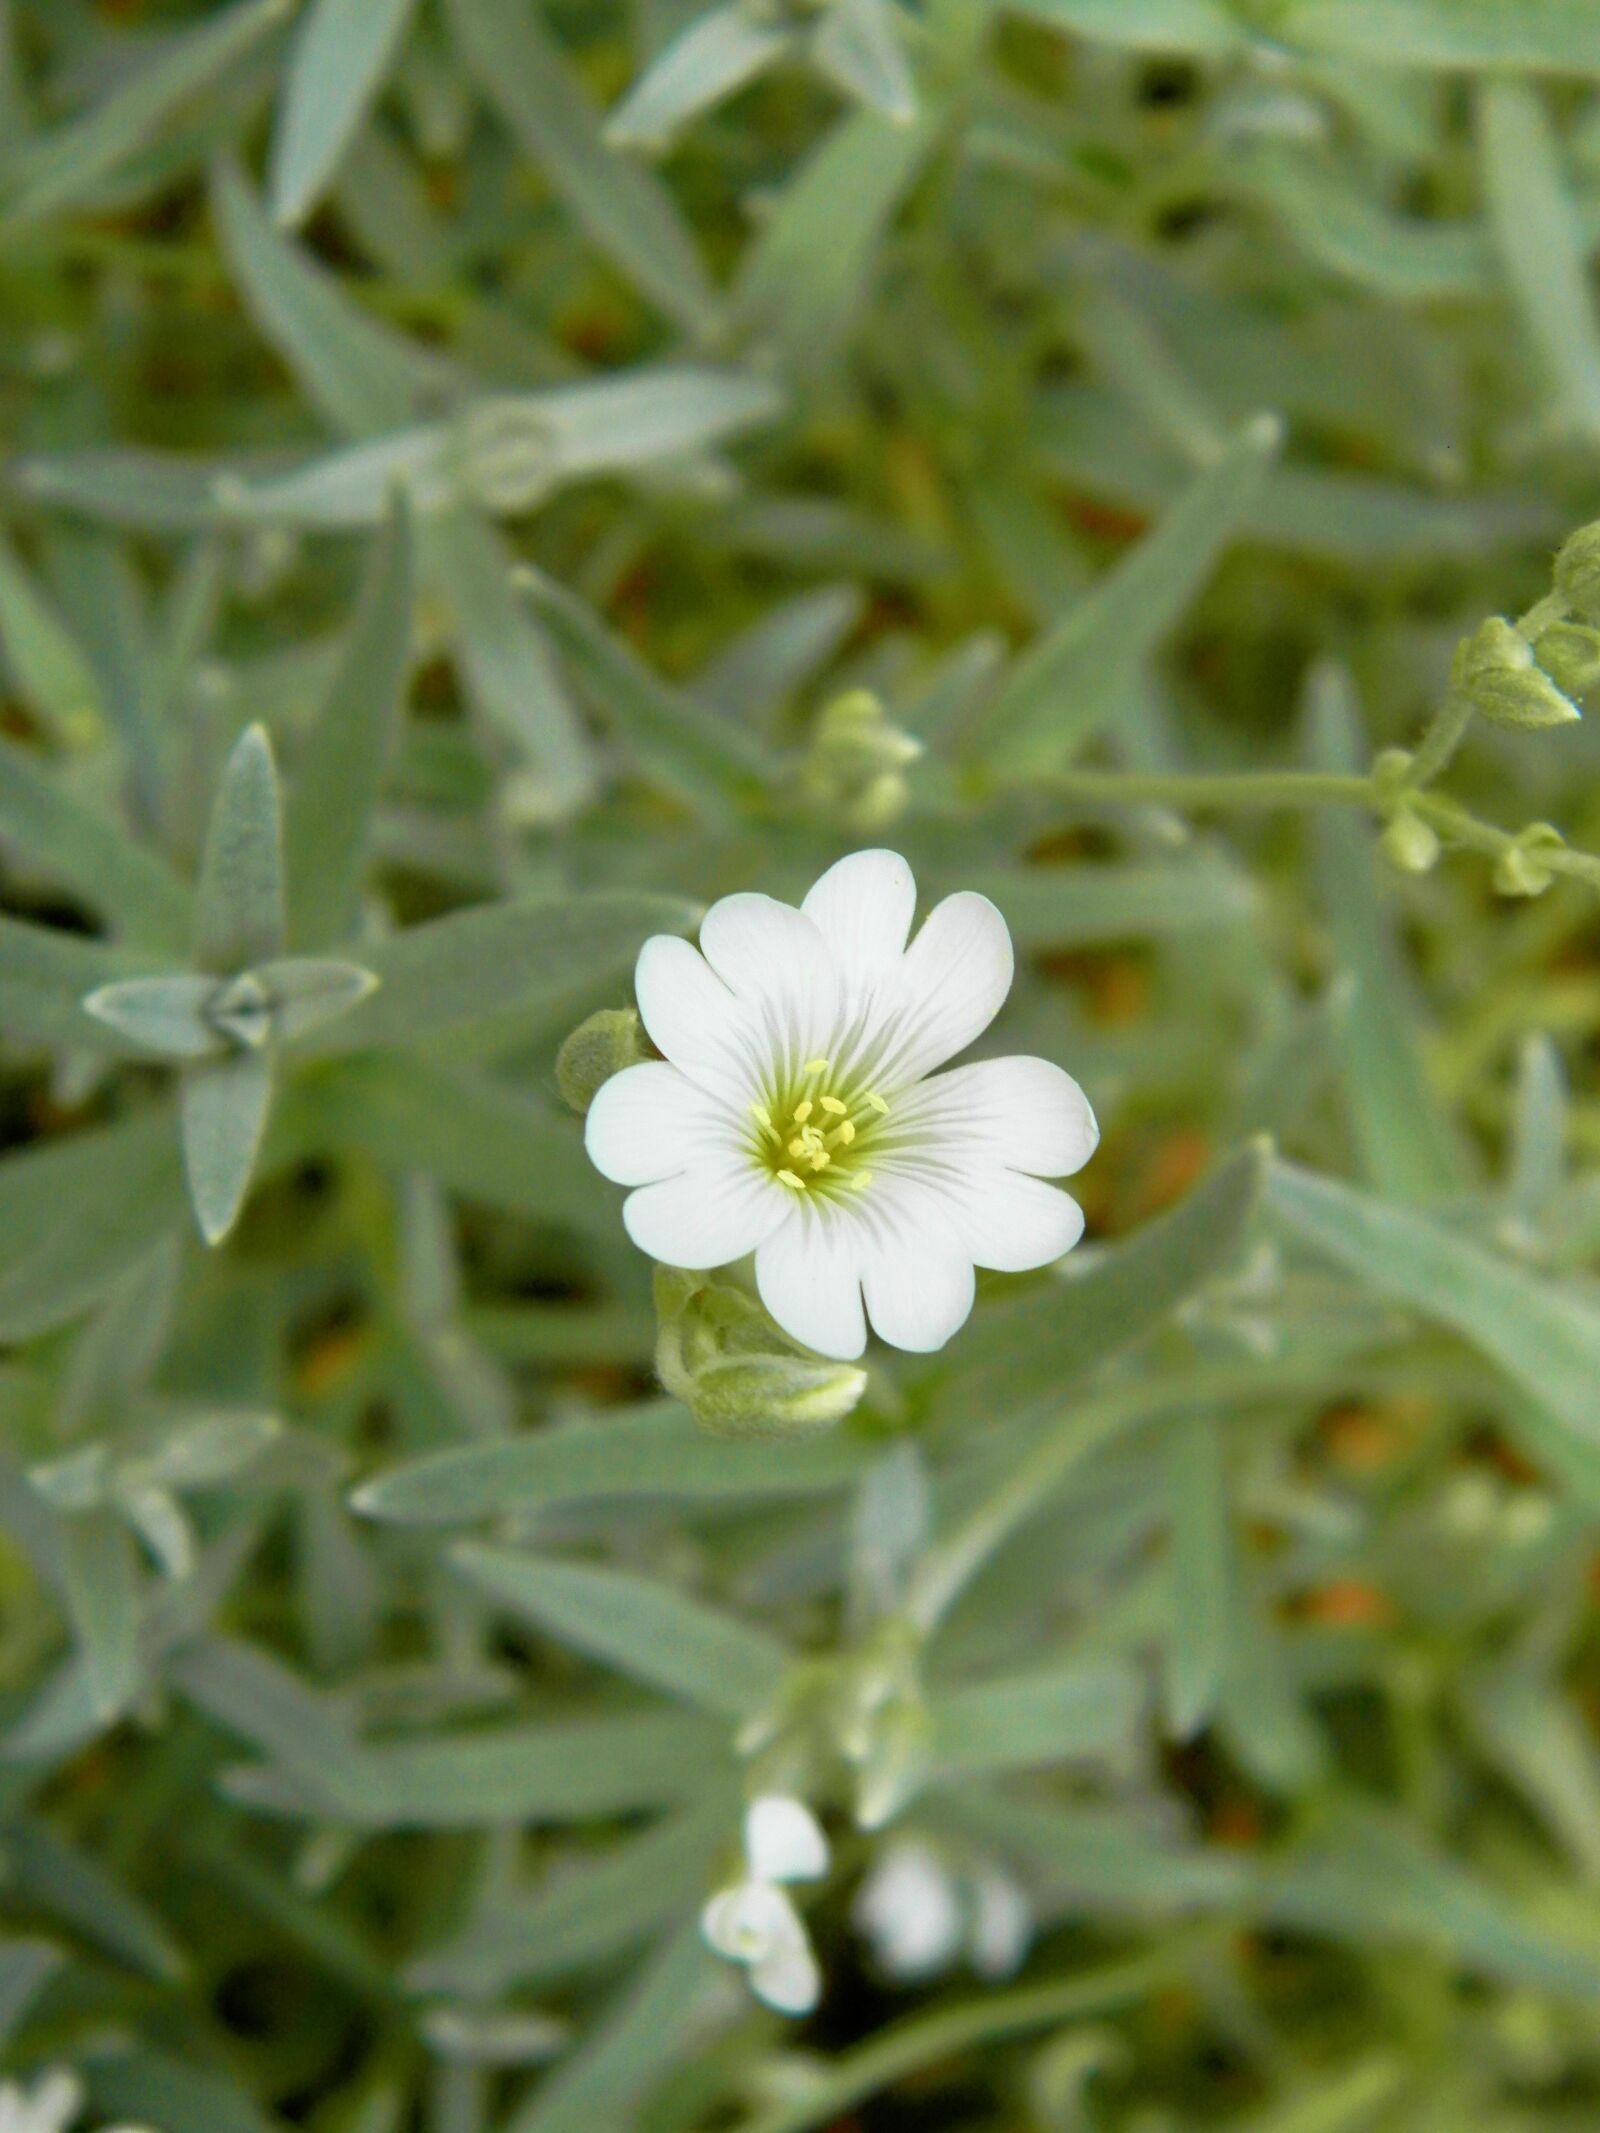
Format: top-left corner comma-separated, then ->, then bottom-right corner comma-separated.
1209,1798 -> 1263,1847
1134,1130 -> 1213,1216
1060,492 -> 1150,544
298,1324 -> 370,1398
1302,1579 -> 1394,1629
1321,1403 -> 1400,1472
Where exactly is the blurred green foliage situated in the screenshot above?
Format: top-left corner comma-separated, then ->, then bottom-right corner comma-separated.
6,3 -> 1600,2131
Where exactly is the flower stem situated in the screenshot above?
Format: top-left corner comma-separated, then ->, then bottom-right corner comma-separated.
728,1939 -> 1201,2133
1404,691 -> 1473,790
1037,768 -> 1373,812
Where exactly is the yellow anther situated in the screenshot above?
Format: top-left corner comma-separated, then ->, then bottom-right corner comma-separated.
792,1099 -> 813,1124
830,1119 -> 856,1146
777,1169 -> 806,1189
819,1096 -> 847,1116
787,1138 -> 808,1158
849,1169 -> 872,1191
751,1103 -> 774,1132
865,1092 -> 889,1115
803,1057 -> 832,1075
810,1150 -> 831,1172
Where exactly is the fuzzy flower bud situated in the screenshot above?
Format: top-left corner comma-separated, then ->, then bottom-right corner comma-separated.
800,689 -> 923,831
654,1267 -> 867,1437
1493,823 -> 1565,898
555,1007 -> 655,1116
1452,618 -> 1580,731
1554,519 -> 1600,623
1379,810 -> 1441,875
1532,621 -> 1600,699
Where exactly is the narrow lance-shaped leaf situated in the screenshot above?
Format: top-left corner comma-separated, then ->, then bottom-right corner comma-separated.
1268,1159 -> 1600,1451
211,156 -> 458,438
285,496 -> 413,948
811,0 -> 918,123
1306,665 -> 1471,1202
426,507 -> 597,817
181,1047 -> 275,1247
605,5 -> 790,150
1008,0 -> 1243,56
82,974 -> 223,1060
352,1397 -> 875,1525
1163,1411 -> 1234,1740
733,101 -> 944,367
295,891 -> 699,1056
973,414 -> 1282,774
194,724 -> 285,975
1280,0 -> 1600,77
519,568 -> 770,816
0,0 -> 292,229
1479,80 -> 1600,445
0,530 -> 106,747
443,0 -> 720,339
0,738 -> 193,951
268,0 -> 419,229
56,1508 -> 142,1725
450,1544 -> 792,1719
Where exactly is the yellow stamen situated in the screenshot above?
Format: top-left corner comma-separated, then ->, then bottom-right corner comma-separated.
792,1099 -> 813,1124
751,1103 -> 774,1132
849,1169 -> 872,1191
829,1119 -> 856,1146
819,1096 -> 847,1116
810,1150 -> 831,1172
803,1057 -> 832,1075
777,1169 -> 806,1189
865,1092 -> 889,1115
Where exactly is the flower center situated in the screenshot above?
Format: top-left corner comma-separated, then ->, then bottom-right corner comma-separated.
749,1057 -> 889,1198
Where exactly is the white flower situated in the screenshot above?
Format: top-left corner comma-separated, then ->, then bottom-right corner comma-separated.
852,1840 -> 964,1980
852,1841 -> 1033,1984
701,1795 -> 829,2016
0,2070 -> 155,2133
586,850 -> 1098,1360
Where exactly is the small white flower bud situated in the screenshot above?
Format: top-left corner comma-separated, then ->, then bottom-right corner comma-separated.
1379,810 -> 1441,874
745,1795 -> 829,1882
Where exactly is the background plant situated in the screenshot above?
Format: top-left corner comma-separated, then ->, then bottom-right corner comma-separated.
6,2 -> 1600,2131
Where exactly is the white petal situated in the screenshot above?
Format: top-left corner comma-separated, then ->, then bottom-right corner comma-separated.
938,1168 -> 1086,1273
750,1926 -> 822,2015
970,1866 -> 1032,1978
698,892 -> 841,1081
746,1794 -> 829,1883
801,849 -> 916,1004
634,933 -> 765,1101
853,1842 -> 964,1980
899,1056 -> 1098,1177
585,1060 -> 737,1186
860,892 -> 1013,1090
622,1157 -> 788,1270
856,1181 -> 975,1353
702,1877 -> 800,1961
755,1204 -> 867,1360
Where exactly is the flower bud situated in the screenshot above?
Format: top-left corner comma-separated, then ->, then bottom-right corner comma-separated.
1379,810 -> 1440,874
1493,823 -> 1565,898
460,397 -> 558,514
801,689 -> 923,832
1452,617 -> 1580,730
1554,519 -> 1600,622
1369,747 -> 1415,800
653,1266 -> 868,1436
555,1007 -> 653,1115
1532,621 -> 1600,698
688,1352 -> 869,1439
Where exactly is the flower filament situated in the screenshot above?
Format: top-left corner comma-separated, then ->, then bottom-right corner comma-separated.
751,1058 -> 885,1197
